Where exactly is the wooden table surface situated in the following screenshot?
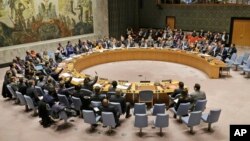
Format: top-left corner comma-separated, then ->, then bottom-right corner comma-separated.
60,48 -> 226,104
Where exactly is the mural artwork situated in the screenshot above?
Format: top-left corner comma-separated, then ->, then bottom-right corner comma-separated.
0,0 -> 93,47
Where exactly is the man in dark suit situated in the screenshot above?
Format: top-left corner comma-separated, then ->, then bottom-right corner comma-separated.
43,78 -> 58,101
218,44 -> 228,62
73,85 -> 91,110
208,43 -> 221,57
99,98 -> 120,127
91,86 -> 102,102
57,81 -> 72,103
227,43 -> 237,58
174,88 -> 192,118
83,72 -> 98,91
26,80 -> 40,105
37,75 -> 46,89
50,67 -> 63,82
17,77 -> 27,95
110,90 -> 131,118
171,81 -> 185,98
169,81 -> 185,109
108,80 -> 118,92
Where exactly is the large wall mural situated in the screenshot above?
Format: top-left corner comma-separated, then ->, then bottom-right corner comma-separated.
0,0 -> 93,47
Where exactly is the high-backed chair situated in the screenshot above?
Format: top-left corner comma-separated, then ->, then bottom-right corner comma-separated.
16,91 -> 26,105
107,92 -> 116,99
232,56 -> 244,71
48,51 -> 56,61
239,57 -> 250,70
181,111 -> 202,133
151,103 -> 166,116
67,87 -> 75,92
193,99 -> 207,112
91,101 -> 102,107
16,91 -> 28,111
139,90 -> 154,107
243,66 -> 250,78
201,109 -> 221,131
226,53 -> 237,65
58,110 -> 68,123
242,52 -> 250,64
80,88 -> 93,96
82,110 -> 101,129
154,113 -> 169,135
58,94 -> 70,108
134,114 -> 148,135
35,86 -> 45,96
134,103 -> 147,115
24,95 -> 37,115
170,103 -> 190,120
99,93 -> 107,99
102,112 -> 116,133
6,84 -> 17,99
109,102 -> 122,115
72,96 -> 82,117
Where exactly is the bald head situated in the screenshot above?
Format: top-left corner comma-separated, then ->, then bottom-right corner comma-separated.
102,98 -> 109,107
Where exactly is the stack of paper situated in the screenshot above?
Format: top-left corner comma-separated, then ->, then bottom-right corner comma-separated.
72,78 -> 84,83
93,83 -> 103,88
117,85 -> 129,90
60,73 -> 71,78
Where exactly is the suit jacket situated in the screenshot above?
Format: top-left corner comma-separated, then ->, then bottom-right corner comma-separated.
26,86 -> 40,104
57,88 -> 71,98
228,47 -> 237,56
174,97 -> 192,111
50,68 -> 63,81
43,83 -> 57,101
171,88 -> 184,98
73,90 -> 91,109
220,48 -> 228,61
18,82 -> 27,95
110,96 -> 126,114
83,76 -> 98,91
100,105 -> 118,118
190,90 -> 206,104
209,46 -> 221,57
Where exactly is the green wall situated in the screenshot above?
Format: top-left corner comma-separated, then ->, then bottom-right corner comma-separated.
139,0 -> 250,32
108,0 -> 139,38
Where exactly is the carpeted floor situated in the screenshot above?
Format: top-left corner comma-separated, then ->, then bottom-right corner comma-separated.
1,49 -> 250,141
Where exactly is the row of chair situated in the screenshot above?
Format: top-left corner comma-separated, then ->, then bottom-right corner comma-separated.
226,52 -> 250,77
7,84 -> 70,123
134,108 -> 221,134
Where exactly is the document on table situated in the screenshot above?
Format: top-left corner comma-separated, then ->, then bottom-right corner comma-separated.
72,78 -> 84,83
60,73 -> 71,78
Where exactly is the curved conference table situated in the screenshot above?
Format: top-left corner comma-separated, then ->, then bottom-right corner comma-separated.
60,48 -> 226,104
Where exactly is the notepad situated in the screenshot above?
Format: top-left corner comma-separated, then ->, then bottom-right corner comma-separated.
174,99 -> 179,103
93,107 -> 100,112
